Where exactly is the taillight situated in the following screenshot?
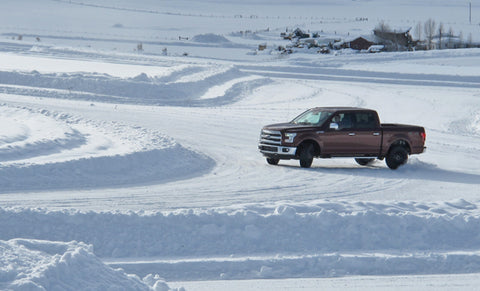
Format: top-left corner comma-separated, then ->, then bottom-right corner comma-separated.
420,131 -> 426,143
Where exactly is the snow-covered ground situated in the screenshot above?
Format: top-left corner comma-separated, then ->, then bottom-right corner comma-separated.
1,0 -> 480,290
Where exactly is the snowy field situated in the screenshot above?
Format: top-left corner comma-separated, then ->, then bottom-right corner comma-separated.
1,0 -> 480,290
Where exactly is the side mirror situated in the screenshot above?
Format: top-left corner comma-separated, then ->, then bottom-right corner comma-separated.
329,122 -> 339,130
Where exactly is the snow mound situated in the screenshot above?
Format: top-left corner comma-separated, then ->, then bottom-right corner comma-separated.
0,239 -> 177,291
0,105 -> 214,192
191,33 -> 231,44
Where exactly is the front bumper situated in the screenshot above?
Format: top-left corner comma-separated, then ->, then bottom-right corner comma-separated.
258,143 -> 297,157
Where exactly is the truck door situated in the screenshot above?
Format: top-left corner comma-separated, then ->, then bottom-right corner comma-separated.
322,111 -> 381,156
321,112 -> 356,155
350,111 -> 382,155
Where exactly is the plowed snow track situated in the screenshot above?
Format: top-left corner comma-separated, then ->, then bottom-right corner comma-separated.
0,50 -> 479,208
0,47 -> 479,282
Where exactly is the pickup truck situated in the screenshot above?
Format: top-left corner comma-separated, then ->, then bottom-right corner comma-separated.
258,107 -> 426,169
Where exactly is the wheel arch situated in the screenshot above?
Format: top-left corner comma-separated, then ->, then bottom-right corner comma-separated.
387,139 -> 412,155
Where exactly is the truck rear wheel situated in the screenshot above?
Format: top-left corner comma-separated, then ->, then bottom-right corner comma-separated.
299,143 -> 314,168
386,146 -> 408,169
266,157 -> 279,165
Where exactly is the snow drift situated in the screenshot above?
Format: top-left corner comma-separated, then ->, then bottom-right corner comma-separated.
0,239 -> 177,291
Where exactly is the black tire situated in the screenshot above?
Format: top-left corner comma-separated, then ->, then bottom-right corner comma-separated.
299,143 -> 314,168
386,146 -> 408,170
266,157 -> 279,165
355,158 -> 375,166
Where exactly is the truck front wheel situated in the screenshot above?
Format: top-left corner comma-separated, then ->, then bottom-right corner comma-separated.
299,143 -> 314,168
386,146 -> 408,169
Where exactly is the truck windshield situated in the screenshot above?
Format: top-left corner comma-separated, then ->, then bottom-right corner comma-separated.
291,109 -> 332,125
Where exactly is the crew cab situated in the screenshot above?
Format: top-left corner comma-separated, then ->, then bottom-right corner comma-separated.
258,107 -> 426,169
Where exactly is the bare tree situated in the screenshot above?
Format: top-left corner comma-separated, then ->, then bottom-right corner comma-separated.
424,18 -> 436,49
437,22 -> 445,49
414,22 -> 422,40
375,20 -> 391,33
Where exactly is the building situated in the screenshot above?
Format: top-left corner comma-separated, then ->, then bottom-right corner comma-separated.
348,37 -> 374,50
373,28 -> 414,51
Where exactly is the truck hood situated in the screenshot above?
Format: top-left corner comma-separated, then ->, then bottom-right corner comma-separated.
263,122 -> 319,131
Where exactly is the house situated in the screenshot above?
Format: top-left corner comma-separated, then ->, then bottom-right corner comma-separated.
373,28 -> 414,51
348,37 -> 374,50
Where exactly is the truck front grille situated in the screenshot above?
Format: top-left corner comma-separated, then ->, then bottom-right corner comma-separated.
260,129 -> 281,145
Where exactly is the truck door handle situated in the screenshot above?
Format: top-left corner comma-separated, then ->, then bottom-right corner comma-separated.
348,133 -> 356,136
373,132 -> 380,136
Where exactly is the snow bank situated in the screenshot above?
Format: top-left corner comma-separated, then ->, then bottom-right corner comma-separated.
0,64 -> 269,106
2,201 -> 478,258
2,201 -> 480,279
0,105 -> 214,192
0,239 -> 178,291
0,145 -> 214,192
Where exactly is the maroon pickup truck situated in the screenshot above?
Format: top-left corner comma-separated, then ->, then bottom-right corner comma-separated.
258,107 -> 426,169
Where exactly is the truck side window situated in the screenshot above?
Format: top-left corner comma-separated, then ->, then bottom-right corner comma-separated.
355,112 -> 376,129
333,113 -> 354,129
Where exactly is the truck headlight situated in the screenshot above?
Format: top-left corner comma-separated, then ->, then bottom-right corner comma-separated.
284,133 -> 296,143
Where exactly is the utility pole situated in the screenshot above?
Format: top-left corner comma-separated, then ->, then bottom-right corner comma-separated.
470,2 -> 472,24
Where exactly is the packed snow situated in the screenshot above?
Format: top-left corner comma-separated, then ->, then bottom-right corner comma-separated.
1,0 -> 480,290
